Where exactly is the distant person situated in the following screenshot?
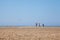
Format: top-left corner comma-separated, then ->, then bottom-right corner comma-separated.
39,23 -> 40,27
42,24 -> 44,27
36,23 -> 38,27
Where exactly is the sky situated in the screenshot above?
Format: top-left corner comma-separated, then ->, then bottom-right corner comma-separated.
0,0 -> 60,26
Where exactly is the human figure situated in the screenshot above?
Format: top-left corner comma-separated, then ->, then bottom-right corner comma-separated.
36,23 -> 38,27
39,23 -> 40,27
42,24 -> 44,27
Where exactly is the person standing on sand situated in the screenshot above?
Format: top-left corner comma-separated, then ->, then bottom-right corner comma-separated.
36,23 -> 38,27
42,24 -> 44,27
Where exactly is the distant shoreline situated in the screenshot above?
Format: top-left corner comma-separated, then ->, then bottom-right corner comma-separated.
0,26 -> 60,28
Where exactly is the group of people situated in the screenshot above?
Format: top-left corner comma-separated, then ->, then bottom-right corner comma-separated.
36,23 -> 44,27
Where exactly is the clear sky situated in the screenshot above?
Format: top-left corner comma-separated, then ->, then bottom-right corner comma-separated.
0,0 -> 60,26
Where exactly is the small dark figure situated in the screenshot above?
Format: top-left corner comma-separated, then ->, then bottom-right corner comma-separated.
42,24 -> 44,27
39,23 -> 40,27
36,23 -> 38,27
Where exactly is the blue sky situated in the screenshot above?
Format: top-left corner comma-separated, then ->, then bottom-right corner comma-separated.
0,0 -> 60,26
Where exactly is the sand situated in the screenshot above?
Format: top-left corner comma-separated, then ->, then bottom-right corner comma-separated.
0,27 -> 60,40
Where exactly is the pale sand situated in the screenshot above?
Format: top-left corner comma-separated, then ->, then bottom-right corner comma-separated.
0,27 -> 60,40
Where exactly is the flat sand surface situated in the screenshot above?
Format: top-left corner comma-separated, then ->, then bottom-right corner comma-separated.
0,27 -> 60,40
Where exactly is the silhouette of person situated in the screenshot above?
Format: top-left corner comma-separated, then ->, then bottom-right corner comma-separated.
39,23 -> 40,27
36,23 -> 38,27
42,24 -> 44,27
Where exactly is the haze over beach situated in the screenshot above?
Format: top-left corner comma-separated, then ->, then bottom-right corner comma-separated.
0,0 -> 60,27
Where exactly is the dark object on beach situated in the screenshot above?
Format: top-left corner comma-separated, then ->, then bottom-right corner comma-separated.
36,23 -> 38,27
39,23 -> 40,27
42,24 -> 44,27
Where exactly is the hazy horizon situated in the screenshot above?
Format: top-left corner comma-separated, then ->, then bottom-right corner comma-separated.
0,0 -> 60,26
